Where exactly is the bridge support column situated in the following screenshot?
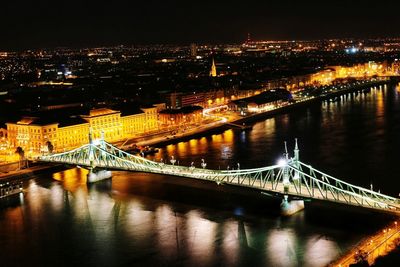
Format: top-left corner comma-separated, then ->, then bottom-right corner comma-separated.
280,195 -> 304,216
87,168 -> 112,183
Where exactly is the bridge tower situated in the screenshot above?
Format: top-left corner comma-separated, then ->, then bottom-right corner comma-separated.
280,140 -> 305,216
86,129 -> 112,183
293,138 -> 301,183
294,138 -> 299,162
282,142 -> 290,192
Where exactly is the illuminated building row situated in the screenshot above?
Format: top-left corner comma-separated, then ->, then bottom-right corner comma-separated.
159,106 -> 203,127
282,62 -> 390,91
5,107 -> 158,154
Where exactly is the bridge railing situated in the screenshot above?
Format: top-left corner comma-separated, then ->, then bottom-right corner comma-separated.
296,161 -> 398,203
286,161 -> 400,211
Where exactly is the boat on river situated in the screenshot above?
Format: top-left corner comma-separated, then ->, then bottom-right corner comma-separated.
0,181 -> 23,199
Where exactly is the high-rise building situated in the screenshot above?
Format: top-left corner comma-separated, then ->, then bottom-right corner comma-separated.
246,33 -> 251,44
190,43 -> 197,58
210,58 -> 217,77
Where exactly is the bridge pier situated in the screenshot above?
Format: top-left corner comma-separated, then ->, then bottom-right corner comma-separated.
280,195 -> 305,216
87,168 -> 112,183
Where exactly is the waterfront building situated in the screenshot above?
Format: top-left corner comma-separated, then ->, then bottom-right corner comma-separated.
164,91 -> 208,109
6,106 -> 159,154
6,118 -> 58,154
120,106 -> 158,136
159,106 -> 203,127
57,118 -> 90,151
0,127 -> 7,140
228,89 -> 292,114
0,126 -> 9,156
165,89 -> 236,109
310,68 -> 336,85
81,108 -> 123,141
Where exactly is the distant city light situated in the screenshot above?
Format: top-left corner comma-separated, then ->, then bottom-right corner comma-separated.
345,47 -> 358,54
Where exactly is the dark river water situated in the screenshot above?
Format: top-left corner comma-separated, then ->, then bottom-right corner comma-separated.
1,83 -> 400,267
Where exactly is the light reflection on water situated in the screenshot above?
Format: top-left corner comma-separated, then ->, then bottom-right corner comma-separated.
1,84 -> 400,266
1,169 -> 369,267
151,84 -> 400,197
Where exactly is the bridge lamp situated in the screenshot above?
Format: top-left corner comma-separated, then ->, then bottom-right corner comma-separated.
277,158 -> 287,167
201,159 -> 207,169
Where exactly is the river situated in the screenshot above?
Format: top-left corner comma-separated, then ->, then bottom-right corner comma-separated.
1,83 -> 399,267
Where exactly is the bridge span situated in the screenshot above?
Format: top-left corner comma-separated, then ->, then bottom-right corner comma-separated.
38,134 -> 400,215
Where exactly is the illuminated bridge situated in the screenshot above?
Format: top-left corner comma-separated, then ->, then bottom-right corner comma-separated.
38,135 -> 400,215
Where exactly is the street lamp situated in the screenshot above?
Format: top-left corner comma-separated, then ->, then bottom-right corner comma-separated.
170,156 -> 176,165
201,159 -> 207,169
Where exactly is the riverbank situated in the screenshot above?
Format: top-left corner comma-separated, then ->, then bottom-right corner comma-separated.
330,220 -> 400,267
135,79 -> 391,148
0,163 -> 66,183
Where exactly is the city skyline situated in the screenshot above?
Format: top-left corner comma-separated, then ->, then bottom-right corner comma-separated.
2,0 -> 400,50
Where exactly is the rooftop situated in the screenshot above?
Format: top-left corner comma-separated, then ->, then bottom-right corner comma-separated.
86,108 -> 120,117
233,89 -> 292,105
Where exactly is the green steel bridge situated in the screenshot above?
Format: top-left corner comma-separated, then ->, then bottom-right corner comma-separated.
38,135 -> 400,215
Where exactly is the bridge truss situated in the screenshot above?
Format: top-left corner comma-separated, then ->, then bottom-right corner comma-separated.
39,138 -> 400,214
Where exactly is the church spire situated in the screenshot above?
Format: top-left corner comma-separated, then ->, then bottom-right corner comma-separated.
210,57 -> 217,77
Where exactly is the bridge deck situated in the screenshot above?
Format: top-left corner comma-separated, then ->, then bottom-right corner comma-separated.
38,139 -> 400,215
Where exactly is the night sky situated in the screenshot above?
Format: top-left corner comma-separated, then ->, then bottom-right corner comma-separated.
1,0 -> 400,50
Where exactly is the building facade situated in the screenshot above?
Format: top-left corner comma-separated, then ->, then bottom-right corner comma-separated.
6,106 -> 159,155
159,106 -> 203,127
57,120 -> 90,152
6,118 -> 58,154
121,107 -> 158,136
81,108 -> 123,142
0,127 -> 7,140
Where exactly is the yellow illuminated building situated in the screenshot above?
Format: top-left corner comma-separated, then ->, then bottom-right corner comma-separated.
81,108 -> 122,141
310,69 -> 336,85
57,120 -> 90,152
6,118 -> 58,154
6,106 -> 159,155
121,107 -> 158,135
310,62 -> 388,85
